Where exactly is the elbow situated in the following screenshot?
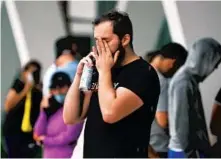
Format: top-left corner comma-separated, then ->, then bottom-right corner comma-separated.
63,113 -> 79,125
157,120 -> 168,129
102,111 -> 118,124
103,115 -> 116,124
63,116 -> 75,125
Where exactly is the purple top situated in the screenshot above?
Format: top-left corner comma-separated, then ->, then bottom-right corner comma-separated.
34,108 -> 84,158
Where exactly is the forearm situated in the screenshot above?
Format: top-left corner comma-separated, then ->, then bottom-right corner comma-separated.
34,111 -> 47,136
63,74 -> 84,124
148,145 -> 159,158
155,112 -> 168,129
98,71 -> 116,116
5,84 -> 30,112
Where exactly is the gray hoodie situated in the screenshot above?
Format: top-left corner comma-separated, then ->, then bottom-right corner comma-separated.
168,38 -> 221,157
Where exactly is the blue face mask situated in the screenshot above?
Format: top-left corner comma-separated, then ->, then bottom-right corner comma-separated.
54,94 -> 66,103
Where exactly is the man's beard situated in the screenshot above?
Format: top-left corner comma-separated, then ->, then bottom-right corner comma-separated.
113,43 -> 125,68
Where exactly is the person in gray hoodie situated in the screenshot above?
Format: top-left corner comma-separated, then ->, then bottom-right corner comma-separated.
168,38 -> 221,158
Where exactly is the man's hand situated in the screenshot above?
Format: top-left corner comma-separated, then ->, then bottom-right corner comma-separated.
148,145 -> 160,158
76,52 -> 96,76
93,38 -> 119,74
33,133 -> 45,142
33,133 -> 45,146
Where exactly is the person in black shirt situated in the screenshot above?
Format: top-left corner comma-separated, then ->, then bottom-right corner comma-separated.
2,60 -> 42,158
63,10 -> 160,158
210,88 -> 221,157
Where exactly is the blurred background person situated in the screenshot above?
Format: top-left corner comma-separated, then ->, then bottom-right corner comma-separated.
168,38 -> 221,158
34,72 -> 84,158
147,43 -> 188,158
210,87 -> 221,157
41,35 -> 79,108
2,60 -> 42,158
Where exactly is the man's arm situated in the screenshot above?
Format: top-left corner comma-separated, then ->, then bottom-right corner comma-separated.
155,81 -> 169,128
98,71 -> 143,124
155,112 -> 168,128
63,73 -> 92,124
63,56 -> 94,125
148,145 -> 160,158
168,81 -> 190,151
4,82 -> 32,112
94,39 -> 146,124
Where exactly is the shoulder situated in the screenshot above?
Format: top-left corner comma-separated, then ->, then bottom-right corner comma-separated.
169,77 -> 191,96
124,58 -> 158,77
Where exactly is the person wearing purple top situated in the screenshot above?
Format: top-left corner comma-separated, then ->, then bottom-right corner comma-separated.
34,72 -> 84,158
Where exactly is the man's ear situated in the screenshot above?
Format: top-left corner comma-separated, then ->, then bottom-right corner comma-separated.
121,34 -> 131,47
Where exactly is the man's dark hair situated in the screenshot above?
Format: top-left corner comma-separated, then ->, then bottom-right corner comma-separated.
55,35 -> 77,59
93,10 -> 133,49
160,42 -> 188,65
146,43 -> 188,65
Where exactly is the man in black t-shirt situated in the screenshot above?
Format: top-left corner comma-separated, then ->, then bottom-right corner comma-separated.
63,10 -> 160,158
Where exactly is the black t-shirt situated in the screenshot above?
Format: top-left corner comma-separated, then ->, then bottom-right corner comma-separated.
215,88 -> 221,104
83,58 -> 160,158
3,79 -> 42,140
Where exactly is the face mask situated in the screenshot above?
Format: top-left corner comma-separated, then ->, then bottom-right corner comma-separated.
54,94 -> 66,103
27,73 -> 34,83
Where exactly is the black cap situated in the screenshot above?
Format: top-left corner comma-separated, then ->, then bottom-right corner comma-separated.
50,72 -> 71,89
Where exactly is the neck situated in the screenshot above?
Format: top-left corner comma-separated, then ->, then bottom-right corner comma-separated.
121,47 -> 140,66
150,57 -> 160,72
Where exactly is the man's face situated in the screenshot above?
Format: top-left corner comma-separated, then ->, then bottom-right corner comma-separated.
94,21 -> 126,67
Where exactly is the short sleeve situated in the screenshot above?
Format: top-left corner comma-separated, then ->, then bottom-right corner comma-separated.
215,88 -> 221,106
157,80 -> 169,112
11,78 -> 25,93
118,64 -> 159,103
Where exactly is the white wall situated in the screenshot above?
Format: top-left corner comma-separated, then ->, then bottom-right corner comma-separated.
126,1 -> 165,57
177,1 -> 221,144
1,2 -> 21,120
15,1 -> 66,74
69,1 -> 96,36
